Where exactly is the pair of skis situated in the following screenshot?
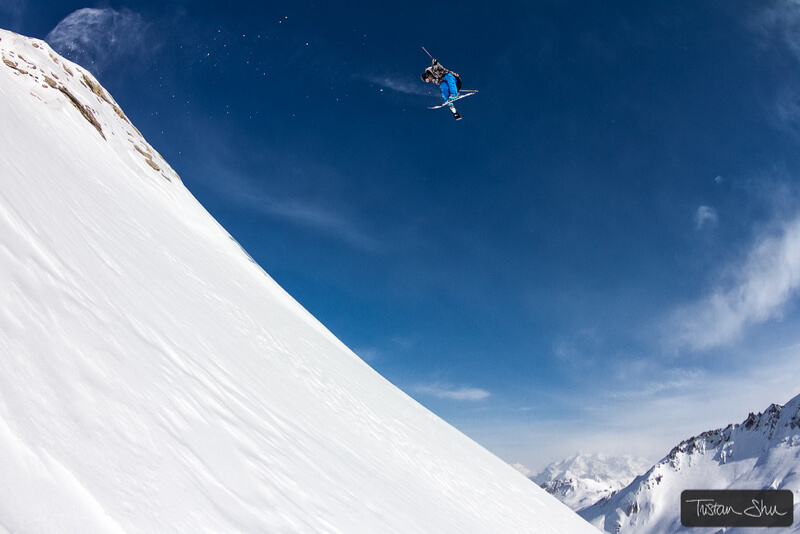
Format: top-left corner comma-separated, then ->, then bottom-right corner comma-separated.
428,90 -> 478,121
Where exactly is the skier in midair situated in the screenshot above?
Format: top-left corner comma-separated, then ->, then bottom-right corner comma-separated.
421,58 -> 460,104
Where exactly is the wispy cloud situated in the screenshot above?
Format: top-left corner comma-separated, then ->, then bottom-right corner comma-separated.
695,205 -> 718,229
414,382 -> 491,401
474,343 -> 800,471
45,8 -> 158,74
750,1 -> 800,136
776,87 -> 800,123
752,0 -> 800,60
257,197 -> 385,253
669,214 -> 800,351
769,86 -> 800,140
582,345 -> 800,460
353,347 -> 379,362
204,158 -> 387,254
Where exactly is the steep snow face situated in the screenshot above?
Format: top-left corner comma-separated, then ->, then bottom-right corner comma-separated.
0,29 -> 597,533
533,453 -> 651,511
581,394 -> 800,533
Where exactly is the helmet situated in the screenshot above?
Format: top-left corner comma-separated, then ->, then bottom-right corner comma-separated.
421,70 -> 430,82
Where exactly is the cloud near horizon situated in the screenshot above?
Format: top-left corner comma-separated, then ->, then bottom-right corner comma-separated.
670,214 -> 800,351
45,8 -> 157,74
414,382 -> 491,401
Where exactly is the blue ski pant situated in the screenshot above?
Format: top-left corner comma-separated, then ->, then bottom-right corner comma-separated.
440,73 -> 458,102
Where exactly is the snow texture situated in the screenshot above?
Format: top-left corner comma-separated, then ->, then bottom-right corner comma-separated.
581,394 -> 800,533
0,29 -> 596,533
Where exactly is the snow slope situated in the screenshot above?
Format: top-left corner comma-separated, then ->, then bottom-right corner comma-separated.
581,394 -> 800,533
532,453 -> 651,511
0,29 -> 596,532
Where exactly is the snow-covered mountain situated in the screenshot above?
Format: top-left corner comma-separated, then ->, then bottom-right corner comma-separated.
512,462 -> 534,478
532,453 -> 651,511
0,28 -> 597,532
581,393 -> 800,533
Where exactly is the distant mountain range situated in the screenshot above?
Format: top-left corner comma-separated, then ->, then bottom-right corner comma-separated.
519,393 -> 800,532
580,393 -> 800,533
531,453 -> 651,511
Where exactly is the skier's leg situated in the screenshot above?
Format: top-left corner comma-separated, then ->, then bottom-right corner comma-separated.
445,73 -> 458,100
439,81 -> 450,102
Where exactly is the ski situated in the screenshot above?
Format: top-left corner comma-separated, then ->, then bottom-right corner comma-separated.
427,90 -> 478,110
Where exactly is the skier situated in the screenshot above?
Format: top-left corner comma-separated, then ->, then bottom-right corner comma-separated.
421,59 -> 461,104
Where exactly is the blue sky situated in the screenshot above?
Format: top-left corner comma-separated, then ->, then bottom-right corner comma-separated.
6,0 -> 800,471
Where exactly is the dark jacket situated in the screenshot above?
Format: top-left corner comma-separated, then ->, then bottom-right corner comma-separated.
424,61 -> 450,85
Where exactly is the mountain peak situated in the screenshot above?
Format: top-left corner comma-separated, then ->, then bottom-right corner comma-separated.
581,393 -> 800,533
532,452 -> 651,511
1,29 -> 178,184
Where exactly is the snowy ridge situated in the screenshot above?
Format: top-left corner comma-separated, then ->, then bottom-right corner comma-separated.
532,453 -> 651,511
0,28 -> 596,532
581,394 -> 800,533
0,30 -> 177,185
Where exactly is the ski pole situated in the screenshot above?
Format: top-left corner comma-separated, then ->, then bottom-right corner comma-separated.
421,46 -> 434,60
